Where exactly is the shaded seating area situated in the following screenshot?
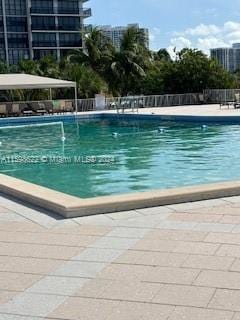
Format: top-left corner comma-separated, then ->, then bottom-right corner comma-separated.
0,74 -> 77,117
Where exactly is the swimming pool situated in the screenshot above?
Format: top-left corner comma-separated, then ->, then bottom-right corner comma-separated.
0,116 -> 240,199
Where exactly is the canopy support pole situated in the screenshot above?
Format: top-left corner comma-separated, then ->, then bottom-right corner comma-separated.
49,88 -> 52,101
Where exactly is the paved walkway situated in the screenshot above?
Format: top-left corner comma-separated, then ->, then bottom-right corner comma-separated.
1,194 -> 240,319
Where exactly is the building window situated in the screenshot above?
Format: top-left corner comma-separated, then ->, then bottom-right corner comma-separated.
58,0 -> 79,14
59,33 -> 82,47
58,17 -> 81,31
7,34 -> 29,48
8,49 -> 29,64
0,34 -> 5,48
0,49 -> 5,61
6,17 -> 28,32
0,17 -> 4,32
5,0 -> 27,15
31,0 -> 54,14
32,33 -> 57,47
31,16 -> 56,30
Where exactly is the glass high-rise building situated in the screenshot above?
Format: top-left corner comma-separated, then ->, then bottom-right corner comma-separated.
210,43 -> 240,72
98,24 -> 149,51
0,0 -> 91,64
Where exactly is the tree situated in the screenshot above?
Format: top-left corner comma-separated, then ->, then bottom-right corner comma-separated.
110,27 -> 150,95
68,28 -> 114,75
153,49 -> 172,62
64,63 -> 108,98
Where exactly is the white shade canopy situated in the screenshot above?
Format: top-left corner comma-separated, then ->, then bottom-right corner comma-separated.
0,73 -> 76,90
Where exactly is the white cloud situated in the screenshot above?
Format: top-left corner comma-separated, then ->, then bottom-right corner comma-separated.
158,21 -> 240,55
183,24 -> 220,37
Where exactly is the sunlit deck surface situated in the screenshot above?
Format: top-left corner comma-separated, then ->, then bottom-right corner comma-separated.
1,104 -> 240,319
105,103 -> 240,117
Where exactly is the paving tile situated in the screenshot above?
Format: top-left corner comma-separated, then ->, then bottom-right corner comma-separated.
157,221 -> 197,230
0,293 -> 66,317
145,229 -> 207,241
229,259 -> 240,271
173,241 -> 219,255
194,270 -> 240,289
0,199 -> 58,228
232,225 -> 240,233
0,231 -> 98,247
98,264 -> 199,284
0,242 -> 84,259
168,306 -> 233,320
194,223 -> 234,233
52,224 -> 112,236
0,290 -> 19,304
78,278 -> 161,302
74,214 -> 118,226
189,205 -> 240,216
106,301 -> 174,320
116,251 -> 188,267
26,276 -> 89,296
205,233 -> 240,245
136,206 -> 174,216
0,256 -> 64,275
168,212 -> 222,223
222,196 -> 240,204
114,250 -> 145,264
118,215 -> 169,228
89,236 -> 139,250
217,244 -> 240,258
166,202 -> 209,212
132,239 -> 178,252
221,215 -> 240,224
167,199 -> 227,212
106,227 -> 150,239
97,264 -> 158,281
152,284 -> 214,307
107,211 -> 142,220
182,254 -> 234,271
0,315 -> 47,320
73,248 -> 124,263
0,206 -> 15,213
0,211 -> 26,222
49,297 -> 119,320
0,272 -> 42,291
0,221 -> 46,232
209,289 -> 240,312
52,261 -> 107,278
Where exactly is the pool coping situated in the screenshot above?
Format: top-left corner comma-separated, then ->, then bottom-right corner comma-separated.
1,111 -> 240,218
1,173 -> 240,218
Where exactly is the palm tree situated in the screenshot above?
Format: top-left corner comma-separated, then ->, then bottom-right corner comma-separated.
68,28 -> 114,75
110,27 -> 150,96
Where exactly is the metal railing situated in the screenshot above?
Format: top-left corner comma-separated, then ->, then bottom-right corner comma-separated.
204,89 -> 240,104
76,93 -> 203,112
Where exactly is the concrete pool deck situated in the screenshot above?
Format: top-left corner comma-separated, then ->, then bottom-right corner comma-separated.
1,194 -> 240,319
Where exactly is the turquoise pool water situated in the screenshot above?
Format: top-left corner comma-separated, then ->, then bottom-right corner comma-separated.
0,119 -> 240,198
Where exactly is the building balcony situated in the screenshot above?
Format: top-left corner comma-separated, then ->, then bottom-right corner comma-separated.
30,7 -> 91,17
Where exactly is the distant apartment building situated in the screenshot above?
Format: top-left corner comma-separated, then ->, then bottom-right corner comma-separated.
210,43 -> 240,72
0,0 -> 91,64
98,24 -> 149,50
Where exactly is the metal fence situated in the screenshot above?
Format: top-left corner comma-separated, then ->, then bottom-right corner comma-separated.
204,89 -> 240,104
77,93 -> 204,112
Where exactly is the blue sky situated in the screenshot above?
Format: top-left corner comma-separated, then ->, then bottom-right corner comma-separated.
88,0 -> 240,54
